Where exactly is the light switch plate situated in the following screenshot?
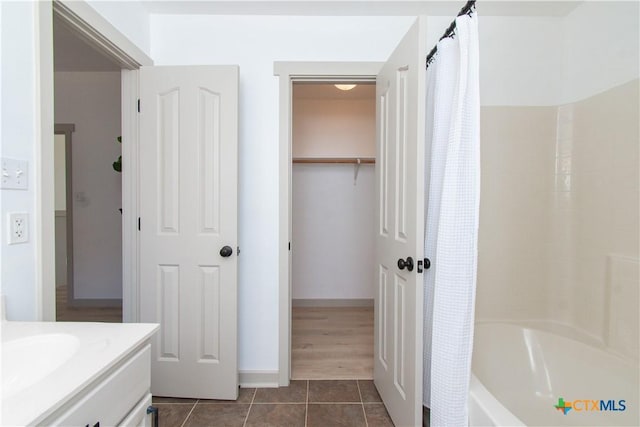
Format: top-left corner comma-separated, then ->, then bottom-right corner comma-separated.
1,158 -> 29,190
8,213 -> 29,244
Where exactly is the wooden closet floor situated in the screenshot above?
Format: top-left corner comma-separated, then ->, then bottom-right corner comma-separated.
292,306 -> 374,380
56,285 -> 122,323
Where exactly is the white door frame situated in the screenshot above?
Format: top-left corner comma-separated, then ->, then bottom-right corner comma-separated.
274,62 -> 383,386
36,0 -> 152,321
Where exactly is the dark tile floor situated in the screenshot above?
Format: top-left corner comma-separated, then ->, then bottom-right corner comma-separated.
153,380 -> 395,427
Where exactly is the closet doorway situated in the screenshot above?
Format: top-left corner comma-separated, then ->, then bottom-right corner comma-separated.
291,81 -> 376,379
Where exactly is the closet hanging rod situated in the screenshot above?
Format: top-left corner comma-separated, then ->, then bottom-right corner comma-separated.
425,0 -> 476,69
292,157 -> 375,164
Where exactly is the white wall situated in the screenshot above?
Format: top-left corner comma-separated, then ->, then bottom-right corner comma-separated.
426,15 -> 564,107
54,71 -> 122,300
0,1 -> 38,320
292,91 -> 376,300
428,4 -> 639,106
293,98 -> 376,158
561,1 -> 640,103
86,0 -> 151,56
150,14 -> 415,370
0,1 -> 3,299
1,0 -> 148,320
292,165 -> 375,299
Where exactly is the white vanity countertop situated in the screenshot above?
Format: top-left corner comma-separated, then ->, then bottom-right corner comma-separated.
1,321 -> 158,426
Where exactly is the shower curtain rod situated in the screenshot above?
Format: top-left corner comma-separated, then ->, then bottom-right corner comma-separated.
425,0 -> 476,69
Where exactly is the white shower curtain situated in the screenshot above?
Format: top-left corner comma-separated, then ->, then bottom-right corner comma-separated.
423,11 -> 480,427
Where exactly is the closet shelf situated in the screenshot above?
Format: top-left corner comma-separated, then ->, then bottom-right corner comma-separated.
292,157 -> 376,164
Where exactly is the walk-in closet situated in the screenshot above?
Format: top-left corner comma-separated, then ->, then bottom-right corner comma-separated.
291,81 -> 376,379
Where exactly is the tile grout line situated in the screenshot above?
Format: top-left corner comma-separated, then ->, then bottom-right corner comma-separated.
179,400 -> 198,427
356,380 -> 369,427
242,388 -> 257,427
153,402 -> 197,405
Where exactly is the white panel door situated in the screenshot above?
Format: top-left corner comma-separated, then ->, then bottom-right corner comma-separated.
139,65 -> 239,399
374,18 -> 427,427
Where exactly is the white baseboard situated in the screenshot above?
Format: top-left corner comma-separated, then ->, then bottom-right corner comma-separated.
292,298 -> 374,308
239,370 -> 280,388
69,298 -> 122,308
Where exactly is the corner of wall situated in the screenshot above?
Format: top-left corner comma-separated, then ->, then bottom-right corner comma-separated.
85,0 -> 151,57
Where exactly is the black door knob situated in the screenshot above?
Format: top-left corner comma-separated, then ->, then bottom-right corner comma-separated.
220,246 -> 233,257
397,256 -> 414,271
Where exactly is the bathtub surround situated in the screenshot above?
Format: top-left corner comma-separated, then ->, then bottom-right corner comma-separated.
423,10 -> 480,426
557,80 -> 639,350
606,255 -> 639,361
476,78 -> 640,357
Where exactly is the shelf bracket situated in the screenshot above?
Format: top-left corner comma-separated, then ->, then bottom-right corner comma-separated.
353,158 -> 361,185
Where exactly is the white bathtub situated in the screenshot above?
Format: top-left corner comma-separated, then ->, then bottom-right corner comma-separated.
469,322 -> 639,426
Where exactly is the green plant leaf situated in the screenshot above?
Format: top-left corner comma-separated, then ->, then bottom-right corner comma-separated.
112,156 -> 122,173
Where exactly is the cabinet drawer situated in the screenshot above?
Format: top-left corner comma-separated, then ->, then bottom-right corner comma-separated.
119,393 -> 152,427
48,345 -> 151,427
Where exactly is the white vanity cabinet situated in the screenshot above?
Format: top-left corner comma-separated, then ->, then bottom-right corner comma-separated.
119,394 -> 154,427
43,345 -> 155,427
2,322 -> 158,427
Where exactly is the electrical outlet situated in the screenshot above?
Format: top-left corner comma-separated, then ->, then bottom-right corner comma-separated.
8,213 -> 28,244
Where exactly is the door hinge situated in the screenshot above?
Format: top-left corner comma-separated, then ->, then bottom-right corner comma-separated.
138,217 -> 141,231
137,99 -> 140,113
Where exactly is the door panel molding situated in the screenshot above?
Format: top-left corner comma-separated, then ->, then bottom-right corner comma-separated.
139,65 -> 239,399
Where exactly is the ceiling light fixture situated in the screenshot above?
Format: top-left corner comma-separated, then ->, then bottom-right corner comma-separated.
335,84 -> 357,91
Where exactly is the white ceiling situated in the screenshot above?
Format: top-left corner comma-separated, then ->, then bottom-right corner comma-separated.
293,82 -> 375,100
142,1 -> 582,17
53,15 -> 121,72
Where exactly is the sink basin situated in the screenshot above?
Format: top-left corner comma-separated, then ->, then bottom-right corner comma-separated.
2,333 -> 80,399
